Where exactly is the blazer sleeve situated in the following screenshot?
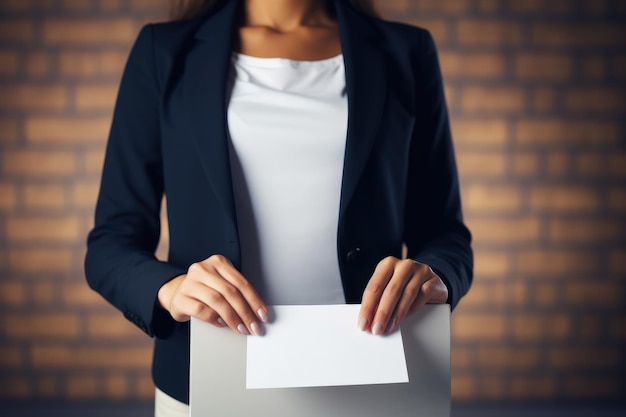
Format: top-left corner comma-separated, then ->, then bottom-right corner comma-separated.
404,31 -> 473,309
84,25 -> 186,338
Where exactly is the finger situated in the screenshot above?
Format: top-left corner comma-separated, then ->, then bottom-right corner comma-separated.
358,256 -> 396,332
407,275 -> 448,316
209,255 -> 269,324
185,261 -> 259,335
370,259 -> 415,335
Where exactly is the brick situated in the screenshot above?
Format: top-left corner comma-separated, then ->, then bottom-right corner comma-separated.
452,118 -> 508,148
582,56 -> 607,80
26,117 -> 110,144
476,0 -> 500,13
515,53 -> 573,81
463,184 -> 523,213
86,313 -> 144,339
461,86 -> 526,113
510,377 -> 557,400
457,20 -> 523,46
35,376 -> 59,398
0,281 -> 26,306
31,282 -> 56,305
565,88 -> 626,113
457,151 -> 507,177
513,152 -> 540,177
451,347 -> 471,370
532,23 -> 626,47
546,152 -> 570,178
529,186 -> 601,212
614,56 -> 626,79
532,88 -> 558,112
516,120 -> 619,146
0,182 -> 17,210
31,345 -> 153,369
578,316 -> 602,340
6,215 -> 82,243
609,249 -> 626,274
533,283 -> 560,306
25,51 -> 52,77
59,51 -> 128,77
0,347 -> 23,369
439,52 -> 506,78
1,150 -> 78,177
8,248 -> 73,273
130,0 -> 168,12
609,317 -> 626,339
0,20 -> 35,43
565,282 -> 624,307
0,118 -> 19,144
136,373 -> 156,400
3,313 -> 80,338
99,0 -> 123,11
549,348 -> 620,369
62,0 -> 92,11
565,377 -> 622,398
576,153 -> 606,177
584,0 -> 609,14
467,217 -> 541,244
65,375 -> 99,399
474,250 -> 511,278
62,282 -> 111,307
549,219 -> 623,244
105,374 -> 130,399
609,188 -> 626,211
407,18 -> 448,44
74,84 -> 118,111
516,249 -> 599,276
0,85 -> 67,111
0,51 -> 19,75
609,153 -> 626,177
23,183 -> 67,210
0,0 -> 54,11
452,313 -> 506,340
512,314 -> 571,341
411,0 -> 471,13
84,149 -> 106,175
451,374 -> 474,401
479,376 -> 506,400
43,19 -> 136,44
0,376 -> 29,399
477,347 -> 541,369
72,180 -> 100,208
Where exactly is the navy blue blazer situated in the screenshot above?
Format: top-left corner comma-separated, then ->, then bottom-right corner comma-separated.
85,0 -> 472,404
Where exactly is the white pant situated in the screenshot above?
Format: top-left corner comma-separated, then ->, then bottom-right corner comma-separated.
155,387 -> 190,417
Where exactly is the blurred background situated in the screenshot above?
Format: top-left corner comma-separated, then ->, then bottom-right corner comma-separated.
0,0 -> 625,415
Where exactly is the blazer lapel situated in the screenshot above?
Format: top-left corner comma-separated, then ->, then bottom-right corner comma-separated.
335,0 -> 387,219
183,0 -> 240,223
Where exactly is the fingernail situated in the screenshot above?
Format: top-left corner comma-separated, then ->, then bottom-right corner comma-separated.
257,308 -> 268,323
237,323 -> 249,335
372,322 -> 383,336
387,318 -> 396,333
358,317 -> 368,331
217,318 -> 226,327
250,322 -> 263,336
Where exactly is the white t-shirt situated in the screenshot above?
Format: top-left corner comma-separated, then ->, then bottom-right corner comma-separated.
227,52 -> 348,305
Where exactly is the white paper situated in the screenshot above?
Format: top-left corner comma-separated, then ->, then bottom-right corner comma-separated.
246,304 -> 409,389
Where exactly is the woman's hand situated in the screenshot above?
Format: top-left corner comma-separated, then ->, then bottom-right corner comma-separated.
157,255 -> 268,335
357,256 -> 448,335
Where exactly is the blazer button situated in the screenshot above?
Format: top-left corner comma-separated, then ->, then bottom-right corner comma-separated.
346,248 -> 361,263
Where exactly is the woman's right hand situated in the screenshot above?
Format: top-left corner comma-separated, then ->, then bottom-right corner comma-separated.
157,255 -> 268,335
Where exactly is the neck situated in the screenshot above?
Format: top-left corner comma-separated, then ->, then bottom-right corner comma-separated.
242,0 -> 334,32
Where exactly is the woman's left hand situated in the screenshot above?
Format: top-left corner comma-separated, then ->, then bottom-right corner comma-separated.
357,256 -> 448,335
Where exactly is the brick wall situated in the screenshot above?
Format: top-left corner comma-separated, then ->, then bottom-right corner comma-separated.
0,0 -> 625,404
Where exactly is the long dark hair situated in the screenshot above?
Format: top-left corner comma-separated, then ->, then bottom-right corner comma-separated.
170,0 -> 379,20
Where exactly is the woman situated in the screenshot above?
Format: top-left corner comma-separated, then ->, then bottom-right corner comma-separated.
85,0 -> 473,414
